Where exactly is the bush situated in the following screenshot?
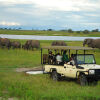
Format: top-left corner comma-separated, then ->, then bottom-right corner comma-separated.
83,30 -> 90,34
92,29 -> 99,32
68,29 -> 73,33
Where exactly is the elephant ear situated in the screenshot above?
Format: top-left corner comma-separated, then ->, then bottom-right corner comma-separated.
87,39 -> 93,45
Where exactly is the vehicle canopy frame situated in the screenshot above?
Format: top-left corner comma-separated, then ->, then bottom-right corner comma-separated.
41,46 -> 95,71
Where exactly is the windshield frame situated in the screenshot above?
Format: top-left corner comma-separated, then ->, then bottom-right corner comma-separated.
75,54 -> 96,65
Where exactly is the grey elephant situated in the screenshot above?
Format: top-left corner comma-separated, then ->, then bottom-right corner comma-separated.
0,38 -> 11,49
83,38 -> 100,49
22,44 -> 29,50
52,41 -> 67,46
29,40 -> 40,50
32,40 -> 40,49
11,41 -> 21,49
23,40 -> 40,50
24,40 -> 32,50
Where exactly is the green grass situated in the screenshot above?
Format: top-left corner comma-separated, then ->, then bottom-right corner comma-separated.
0,29 -> 100,36
0,40 -> 100,68
0,72 -> 100,100
0,49 -> 41,68
0,40 -> 100,100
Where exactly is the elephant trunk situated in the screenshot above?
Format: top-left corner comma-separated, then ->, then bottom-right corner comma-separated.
83,42 -> 85,47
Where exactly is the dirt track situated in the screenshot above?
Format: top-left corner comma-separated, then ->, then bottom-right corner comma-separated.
16,66 -> 43,72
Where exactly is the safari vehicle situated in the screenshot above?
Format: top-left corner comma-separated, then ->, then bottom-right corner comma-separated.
41,46 -> 100,86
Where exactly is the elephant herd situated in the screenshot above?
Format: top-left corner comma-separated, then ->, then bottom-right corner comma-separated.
0,37 -> 40,50
0,37 -> 100,49
22,40 -> 40,50
51,39 -> 100,49
83,38 -> 100,49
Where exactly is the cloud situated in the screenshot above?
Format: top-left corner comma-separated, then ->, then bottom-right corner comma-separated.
84,13 -> 100,17
0,21 -> 21,26
0,0 -> 100,30
1,0 -> 100,12
83,22 -> 100,26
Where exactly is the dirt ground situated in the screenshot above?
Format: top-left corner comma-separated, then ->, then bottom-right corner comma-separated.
16,66 -> 43,72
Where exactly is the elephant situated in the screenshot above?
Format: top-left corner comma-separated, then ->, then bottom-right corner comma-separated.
24,40 -> 32,50
0,38 -> 11,49
32,40 -> 40,49
22,44 -> 25,49
0,37 -> 2,42
23,40 -> 40,50
51,41 -> 67,46
29,40 -> 40,50
83,38 -> 100,49
11,41 -> 21,49
22,44 -> 29,50
83,38 -> 93,47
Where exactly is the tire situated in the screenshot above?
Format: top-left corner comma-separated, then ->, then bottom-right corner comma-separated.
78,74 -> 88,86
51,71 -> 60,81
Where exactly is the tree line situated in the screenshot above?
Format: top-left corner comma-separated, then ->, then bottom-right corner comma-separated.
0,27 -> 99,34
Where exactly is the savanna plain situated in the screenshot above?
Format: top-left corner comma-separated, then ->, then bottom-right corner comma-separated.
0,40 -> 100,100
0,29 -> 100,37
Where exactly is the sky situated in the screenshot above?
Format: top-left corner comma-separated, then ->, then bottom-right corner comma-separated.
0,0 -> 100,30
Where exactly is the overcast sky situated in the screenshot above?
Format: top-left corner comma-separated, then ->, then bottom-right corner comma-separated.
0,0 -> 100,30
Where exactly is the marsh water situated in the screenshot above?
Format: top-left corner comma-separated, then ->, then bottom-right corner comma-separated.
0,34 -> 100,41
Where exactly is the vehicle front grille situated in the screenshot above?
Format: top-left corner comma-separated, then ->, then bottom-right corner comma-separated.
95,69 -> 100,75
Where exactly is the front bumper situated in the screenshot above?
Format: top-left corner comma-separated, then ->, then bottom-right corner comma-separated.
86,75 -> 100,80
87,69 -> 100,80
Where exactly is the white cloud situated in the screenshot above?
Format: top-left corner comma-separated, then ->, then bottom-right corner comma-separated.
0,0 -> 100,11
0,0 -> 31,5
83,22 -> 100,26
84,14 -> 100,17
66,15 -> 82,19
0,0 -> 100,30
0,21 -> 21,26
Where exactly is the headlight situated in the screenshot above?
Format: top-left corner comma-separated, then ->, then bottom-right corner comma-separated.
89,70 -> 95,74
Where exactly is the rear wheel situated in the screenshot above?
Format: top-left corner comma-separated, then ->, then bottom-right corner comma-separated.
78,74 -> 88,86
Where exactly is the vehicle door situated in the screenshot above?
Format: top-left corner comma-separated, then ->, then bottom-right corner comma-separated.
64,63 -> 77,78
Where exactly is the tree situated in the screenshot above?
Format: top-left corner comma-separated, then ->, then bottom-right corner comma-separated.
67,29 -> 73,33
76,31 -> 81,33
83,30 -> 90,34
47,29 -> 53,31
92,29 -> 99,32
60,29 -> 67,32
18,27 -> 22,30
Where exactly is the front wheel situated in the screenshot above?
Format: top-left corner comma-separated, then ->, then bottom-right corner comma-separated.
51,71 -> 60,81
78,74 -> 88,86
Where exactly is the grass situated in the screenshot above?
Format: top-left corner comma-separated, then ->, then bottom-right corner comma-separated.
0,72 -> 100,100
0,40 -> 100,68
0,40 -> 100,100
0,49 -> 41,68
0,29 -> 100,37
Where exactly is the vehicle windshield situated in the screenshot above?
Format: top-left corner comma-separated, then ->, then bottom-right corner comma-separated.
76,54 -> 96,64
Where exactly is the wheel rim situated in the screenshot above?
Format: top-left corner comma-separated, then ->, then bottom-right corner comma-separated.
80,75 -> 88,86
52,72 -> 58,81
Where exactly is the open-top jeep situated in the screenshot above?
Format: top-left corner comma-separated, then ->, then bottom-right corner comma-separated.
41,46 -> 100,86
